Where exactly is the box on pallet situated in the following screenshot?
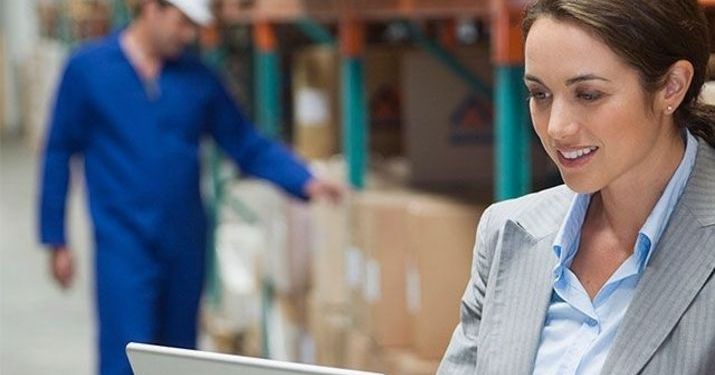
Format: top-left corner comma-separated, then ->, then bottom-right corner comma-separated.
292,46 -> 340,160
309,159 -> 351,306
405,196 -> 483,360
367,47 -> 406,157
383,349 -> 441,375
350,190 -> 413,349
344,329 -> 385,373
403,45 -> 555,190
308,292 -> 352,368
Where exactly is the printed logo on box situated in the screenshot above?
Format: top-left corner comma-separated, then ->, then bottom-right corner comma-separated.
449,94 -> 493,145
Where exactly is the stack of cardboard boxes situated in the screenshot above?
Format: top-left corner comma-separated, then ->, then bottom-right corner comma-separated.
205,35 -> 556,374
345,190 -> 482,373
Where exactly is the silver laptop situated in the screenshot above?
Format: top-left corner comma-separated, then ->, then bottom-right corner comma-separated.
126,342 -> 384,375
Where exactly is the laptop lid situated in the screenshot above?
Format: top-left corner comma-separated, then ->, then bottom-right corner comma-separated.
126,342 -> 384,375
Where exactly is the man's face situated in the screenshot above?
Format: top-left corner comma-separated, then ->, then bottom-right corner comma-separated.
145,2 -> 198,59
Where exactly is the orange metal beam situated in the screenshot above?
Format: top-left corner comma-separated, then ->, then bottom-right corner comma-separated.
219,0 -> 490,24
492,1 -> 526,64
254,21 -> 278,51
339,17 -> 365,57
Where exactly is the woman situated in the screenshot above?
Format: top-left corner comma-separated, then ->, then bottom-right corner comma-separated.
438,1 -> 715,374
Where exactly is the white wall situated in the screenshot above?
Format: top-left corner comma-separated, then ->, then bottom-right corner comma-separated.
1,0 -> 40,135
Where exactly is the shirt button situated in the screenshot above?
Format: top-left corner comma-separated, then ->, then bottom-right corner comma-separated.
586,318 -> 598,327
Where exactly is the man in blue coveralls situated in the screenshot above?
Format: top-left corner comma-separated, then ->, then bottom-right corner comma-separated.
38,1 -> 342,374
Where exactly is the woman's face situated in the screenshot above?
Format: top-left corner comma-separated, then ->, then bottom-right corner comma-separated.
525,17 -> 676,194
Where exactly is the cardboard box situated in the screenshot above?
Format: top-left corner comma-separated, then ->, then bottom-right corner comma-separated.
406,196 -> 483,360
308,293 -> 351,367
344,329 -> 385,373
351,190 -> 413,349
284,199 -> 314,294
292,46 -> 340,160
403,45 -> 554,190
366,47 -> 405,157
383,350 -> 441,375
309,159 -> 351,306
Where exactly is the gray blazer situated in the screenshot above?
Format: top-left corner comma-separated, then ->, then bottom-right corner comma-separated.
438,138 -> 715,375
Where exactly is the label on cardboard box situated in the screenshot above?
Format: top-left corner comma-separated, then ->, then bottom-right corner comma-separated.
346,246 -> 365,290
296,88 -> 330,126
363,258 -> 381,303
406,261 -> 421,314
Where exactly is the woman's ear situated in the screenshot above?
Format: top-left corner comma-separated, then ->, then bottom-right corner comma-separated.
661,60 -> 694,115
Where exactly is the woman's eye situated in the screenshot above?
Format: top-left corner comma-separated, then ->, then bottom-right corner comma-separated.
527,90 -> 550,102
577,91 -> 602,102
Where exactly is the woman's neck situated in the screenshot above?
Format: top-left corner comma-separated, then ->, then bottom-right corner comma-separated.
590,129 -> 685,244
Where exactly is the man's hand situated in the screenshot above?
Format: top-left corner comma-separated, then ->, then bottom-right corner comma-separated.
304,178 -> 345,204
50,246 -> 75,289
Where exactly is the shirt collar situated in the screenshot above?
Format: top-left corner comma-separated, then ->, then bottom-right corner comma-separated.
638,129 -> 697,265
552,130 -> 698,270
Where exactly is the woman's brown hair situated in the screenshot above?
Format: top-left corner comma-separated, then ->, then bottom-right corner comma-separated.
523,0 -> 715,146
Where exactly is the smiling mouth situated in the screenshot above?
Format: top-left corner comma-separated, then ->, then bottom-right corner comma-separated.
558,146 -> 598,160
555,146 -> 599,167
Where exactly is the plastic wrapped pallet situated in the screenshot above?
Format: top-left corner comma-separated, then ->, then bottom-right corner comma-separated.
210,222 -> 263,334
225,179 -> 294,294
268,294 -> 311,362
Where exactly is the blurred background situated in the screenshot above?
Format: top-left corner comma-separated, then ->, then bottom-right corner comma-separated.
2,1 -> 715,374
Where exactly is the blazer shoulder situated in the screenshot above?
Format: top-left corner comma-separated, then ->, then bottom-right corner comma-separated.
482,184 -> 574,240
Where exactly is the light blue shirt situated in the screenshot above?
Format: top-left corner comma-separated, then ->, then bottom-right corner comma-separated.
532,131 -> 698,375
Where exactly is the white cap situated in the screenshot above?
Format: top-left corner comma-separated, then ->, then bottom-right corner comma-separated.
165,0 -> 214,26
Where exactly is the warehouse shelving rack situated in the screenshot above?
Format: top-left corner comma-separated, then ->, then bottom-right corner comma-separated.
216,0 -> 531,198
196,0 -> 535,360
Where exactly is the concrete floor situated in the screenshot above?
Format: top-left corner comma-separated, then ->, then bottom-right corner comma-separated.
1,136 -> 94,375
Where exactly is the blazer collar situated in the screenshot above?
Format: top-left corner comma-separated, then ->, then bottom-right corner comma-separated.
601,139 -> 715,375
477,220 -> 558,374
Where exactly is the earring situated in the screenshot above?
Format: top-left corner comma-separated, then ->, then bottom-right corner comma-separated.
667,105 -> 673,113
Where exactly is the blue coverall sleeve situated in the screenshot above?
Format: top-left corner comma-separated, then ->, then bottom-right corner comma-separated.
39,59 -> 89,246
207,75 -> 313,200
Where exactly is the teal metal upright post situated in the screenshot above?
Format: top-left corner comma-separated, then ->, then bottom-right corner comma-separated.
339,18 -> 367,189
493,3 -> 531,200
254,21 -> 281,140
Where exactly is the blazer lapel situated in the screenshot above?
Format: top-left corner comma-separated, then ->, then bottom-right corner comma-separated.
478,220 -> 558,374
601,139 -> 715,375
